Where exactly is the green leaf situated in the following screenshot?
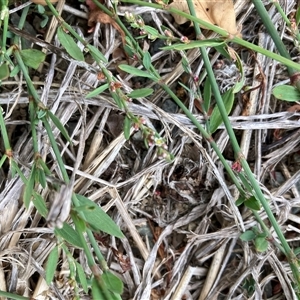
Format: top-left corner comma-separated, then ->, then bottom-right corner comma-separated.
102,271 -> 123,295
144,25 -> 159,37
37,4 -> 45,13
45,246 -> 59,285
0,63 -> 9,80
55,223 -> 83,248
37,168 -> 47,188
24,165 -> 36,208
46,111 -> 72,144
86,83 -> 109,98
75,261 -> 88,293
128,88 -> 154,98
118,65 -> 157,80
40,15 -> 49,28
244,196 -> 261,211
88,45 -> 107,63
232,51 -> 245,93
255,236 -> 268,252
240,230 -> 256,241
296,7 -> 300,26
209,88 -> 234,133
57,26 -> 84,61
161,39 -> 224,51
123,115 -> 132,140
143,51 -> 151,70
76,194 -> 124,238
92,278 -> 121,300
272,85 -> 300,101
32,193 -> 48,217
203,77 -> 211,112
10,65 -> 20,77
20,49 -> 46,69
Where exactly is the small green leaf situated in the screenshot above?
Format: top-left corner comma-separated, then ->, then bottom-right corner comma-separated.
92,278 -> 121,300
72,211 -> 87,232
238,173 -> 253,193
235,197 -> 245,206
142,51 -> 151,70
144,25 -> 159,37
55,223 -> 83,248
10,65 -> 20,77
124,116 -> 132,140
75,261 -> 88,293
203,77 -> 211,112
86,83 -> 109,98
0,63 -> 9,80
20,49 -> 46,69
240,230 -> 256,241
24,166 -> 36,208
294,247 -> 300,256
88,45 -> 107,63
76,194 -> 124,238
209,88 -> 234,133
128,88 -> 154,98
102,271 -> 123,295
46,111 -> 72,144
37,4 -> 45,13
118,65 -> 157,80
296,7 -> 300,26
161,39 -> 224,51
255,236 -> 268,252
37,168 -> 47,188
57,26 -> 84,61
32,193 -> 48,217
45,246 -> 59,285
232,51 -> 245,93
272,85 -> 300,101
40,15 -> 49,28
244,196 -> 261,211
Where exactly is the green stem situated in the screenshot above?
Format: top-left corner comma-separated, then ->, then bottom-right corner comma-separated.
0,106 -> 11,150
0,291 -> 29,300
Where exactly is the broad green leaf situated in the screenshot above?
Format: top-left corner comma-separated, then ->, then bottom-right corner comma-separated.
88,45 -> 107,63
20,49 -> 46,69
128,88 -> 154,98
255,237 -> 268,252
123,115 -> 132,140
118,65 -> 157,80
209,88 -> 234,133
24,165 -> 36,208
46,111 -> 72,144
75,261 -> 88,293
76,194 -> 124,238
57,27 -> 84,61
0,63 -> 9,80
240,230 -> 256,241
55,223 -> 83,248
272,85 -> 300,101
46,246 -> 59,285
143,51 -> 151,70
92,278 -> 120,300
86,83 -> 109,98
203,77 -> 211,112
72,211 -> 87,232
161,39 -> 224,51
102,271 -> 123,295
296,7 -> 300,26
244,196 -> 261,211
32,193 -> 48,217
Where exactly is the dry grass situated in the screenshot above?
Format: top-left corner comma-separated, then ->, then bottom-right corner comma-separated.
1,0 -> 300,299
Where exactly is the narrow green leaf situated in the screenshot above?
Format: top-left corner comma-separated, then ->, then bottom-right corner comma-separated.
240,230 -> 256,241
24,166 -> 36,208
75,261 -> 88,293
235,197 -> 244,206
32,193 -> 48,217
123,116 -> 132,140
76,194 -> 124,238
102,271 -> 123,295
86,83 -> 109,98
209,88 -> 234,133
20,49 -> 46,69
272,85 -> 300,101
88,45 -> 107,63
57,26 -> 84,61
55,223 -> 83,248
118,65 -> 157,80
10,65 -> 20,77
144,25 -> 159,37
45,246 -> 59,285
142,51 -> 151,70
203,77 -> 211,112
128,88 -> 154,98
255,237 -> 268,252
244,196 -> 261,211
161,39 -> 224,51
296,7 -> 300,26
0,63 -> 9,80
46,111 -> 72,144
238,173 -> 253,193
232,51 -> 245,93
